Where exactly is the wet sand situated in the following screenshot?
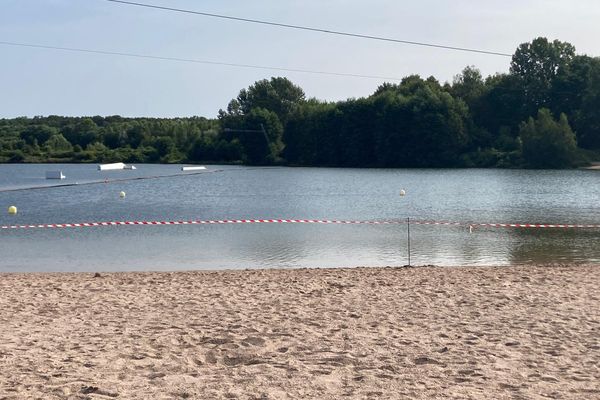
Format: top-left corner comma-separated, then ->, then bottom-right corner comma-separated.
0,265 -> 599,399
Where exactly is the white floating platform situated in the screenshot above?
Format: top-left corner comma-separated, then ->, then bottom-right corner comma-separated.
98,162 -> 136,171
98,162 -> 125,171
181,166 -> 207,171
45,170 -> 66,180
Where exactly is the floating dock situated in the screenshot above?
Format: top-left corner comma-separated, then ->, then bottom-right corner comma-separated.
98,163 -> 136,171
181,166 -> 207,171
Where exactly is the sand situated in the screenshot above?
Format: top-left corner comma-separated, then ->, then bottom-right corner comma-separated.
0,265 -> 599,399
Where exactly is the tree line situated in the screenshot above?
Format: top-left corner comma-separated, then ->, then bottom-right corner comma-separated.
1,37 -> 599,168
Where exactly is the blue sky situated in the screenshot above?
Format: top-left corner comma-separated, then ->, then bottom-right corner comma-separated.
1,0 -> 599,118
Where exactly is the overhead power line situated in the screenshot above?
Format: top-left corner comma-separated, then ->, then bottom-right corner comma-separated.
105,0 -> 513,57
0,41 -> 404,81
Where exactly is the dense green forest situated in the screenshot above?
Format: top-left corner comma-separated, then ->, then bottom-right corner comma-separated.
2,37 -> 600,168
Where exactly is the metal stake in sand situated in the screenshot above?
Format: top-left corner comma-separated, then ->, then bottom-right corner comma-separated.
407,217 -> 411,266
399,189 -> 410,266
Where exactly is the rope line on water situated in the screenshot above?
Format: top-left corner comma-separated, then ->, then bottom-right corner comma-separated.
0,169 -> 226,193
0,166 -> 283,193
3,218 -> 600,230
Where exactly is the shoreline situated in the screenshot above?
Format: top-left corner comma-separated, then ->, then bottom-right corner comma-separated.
1,264 -> 598,399
0,262 -> 595,276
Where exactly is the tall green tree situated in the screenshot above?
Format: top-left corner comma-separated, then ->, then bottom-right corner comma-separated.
228,77 -> 305,125
283,99 -> 337,165
20,125 -> 58,145
219,77 -> 301,164
519,108 -> 578,168
222,108 -> 283,164
451,66 -> 486,110
475,73 -> 524,139
551,55 -> 600,149
510,38 -> 576,114
372,76 -> 470,167
62,118 -> 99,148
44,134 -> 73,153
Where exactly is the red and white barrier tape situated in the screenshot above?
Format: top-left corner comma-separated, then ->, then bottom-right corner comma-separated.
2,218 -> 600,230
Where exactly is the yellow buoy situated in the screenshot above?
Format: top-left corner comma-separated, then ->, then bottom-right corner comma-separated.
8,205 -> 17,215
119,191 -> 126,199
399,189 -> 406,196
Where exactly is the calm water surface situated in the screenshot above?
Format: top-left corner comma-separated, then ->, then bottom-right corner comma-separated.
1,164 -> 599,272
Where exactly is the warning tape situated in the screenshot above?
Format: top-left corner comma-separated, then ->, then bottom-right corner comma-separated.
2,218 -> 600,230
0,219 -> 387,229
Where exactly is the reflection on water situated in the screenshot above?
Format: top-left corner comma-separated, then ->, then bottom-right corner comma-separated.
1,164 -> 599,272
507,228 -> 600,265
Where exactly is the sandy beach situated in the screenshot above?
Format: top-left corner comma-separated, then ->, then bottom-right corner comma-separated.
0,265 -> 598,399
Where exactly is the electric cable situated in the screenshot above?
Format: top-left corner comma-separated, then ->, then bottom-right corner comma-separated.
0,40 -> 404,81
104,0 -> 513,57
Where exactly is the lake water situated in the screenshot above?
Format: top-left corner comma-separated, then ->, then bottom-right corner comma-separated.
1,164 -> 599,272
